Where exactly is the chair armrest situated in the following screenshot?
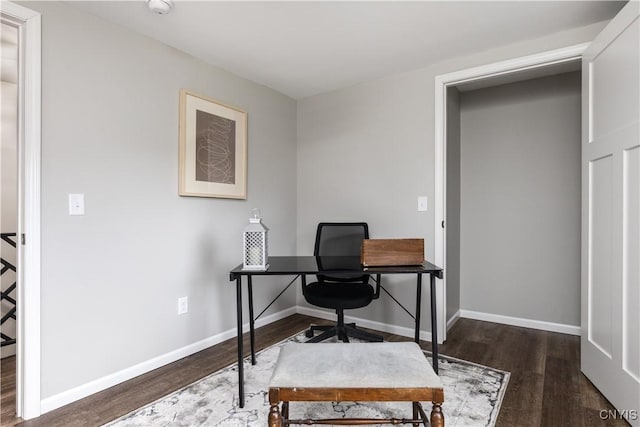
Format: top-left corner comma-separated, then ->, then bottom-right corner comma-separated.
372,274 -> 381,299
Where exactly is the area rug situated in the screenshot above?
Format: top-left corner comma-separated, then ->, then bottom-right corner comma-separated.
105,332 -> 509,427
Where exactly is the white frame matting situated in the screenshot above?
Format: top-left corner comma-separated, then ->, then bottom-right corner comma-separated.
1,1 -> 42,420
434,43 -> 589,339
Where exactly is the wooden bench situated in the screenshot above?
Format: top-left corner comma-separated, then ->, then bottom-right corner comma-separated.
267,342 -> 444,426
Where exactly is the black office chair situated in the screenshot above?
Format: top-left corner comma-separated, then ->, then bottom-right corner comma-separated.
302,222 -> 383,343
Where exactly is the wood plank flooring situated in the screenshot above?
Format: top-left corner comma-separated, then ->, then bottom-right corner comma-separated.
0,355 -> 16,427
0,315 -> 630,426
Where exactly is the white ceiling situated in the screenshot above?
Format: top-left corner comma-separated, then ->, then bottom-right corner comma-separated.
70,1 -> 625,99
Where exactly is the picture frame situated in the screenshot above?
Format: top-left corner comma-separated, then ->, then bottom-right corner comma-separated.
179,89 -> 247,199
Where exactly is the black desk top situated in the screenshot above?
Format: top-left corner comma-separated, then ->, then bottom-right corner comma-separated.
229,256 -> 443,280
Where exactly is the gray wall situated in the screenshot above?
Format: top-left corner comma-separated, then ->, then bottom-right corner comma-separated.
445,87 -> 461,324
28,2 -> 297,399
297,23 -> 601,332
297,72 -> 438,329
459,72 -> 581,326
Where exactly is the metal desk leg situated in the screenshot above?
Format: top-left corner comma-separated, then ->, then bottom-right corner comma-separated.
415,273 -> 422,343
236,276 -> 245,408
248,276 -> 256,365
430,273 -> 439,374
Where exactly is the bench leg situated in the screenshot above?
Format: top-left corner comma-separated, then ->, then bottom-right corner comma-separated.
268,403 -> 282,427
412,402 -> 420,427
430,402 -> 444,427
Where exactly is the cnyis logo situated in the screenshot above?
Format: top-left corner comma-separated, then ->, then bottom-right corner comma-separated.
599,409 -> 639,421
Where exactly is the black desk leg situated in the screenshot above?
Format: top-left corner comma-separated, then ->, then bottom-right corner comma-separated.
430,273 -> 439,374
415,273 -> 422,344
235,276 -> 244,408
248,276 -> 256,365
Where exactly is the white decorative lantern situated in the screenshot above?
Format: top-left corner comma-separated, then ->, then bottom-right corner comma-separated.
243,208 -> 269,270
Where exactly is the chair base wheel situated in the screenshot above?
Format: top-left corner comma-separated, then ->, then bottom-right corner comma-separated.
305,322 -> 383,343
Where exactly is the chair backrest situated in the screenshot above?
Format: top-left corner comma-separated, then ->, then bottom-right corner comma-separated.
314,222 -> 369,283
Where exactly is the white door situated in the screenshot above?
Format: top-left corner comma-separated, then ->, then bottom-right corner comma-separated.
581,2 -> 640,425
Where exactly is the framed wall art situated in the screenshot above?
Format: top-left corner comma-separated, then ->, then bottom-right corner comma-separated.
179,89 -> 247,199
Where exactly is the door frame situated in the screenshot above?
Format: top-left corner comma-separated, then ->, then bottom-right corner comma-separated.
433,43 -> 588,341
1,1 -> 41,419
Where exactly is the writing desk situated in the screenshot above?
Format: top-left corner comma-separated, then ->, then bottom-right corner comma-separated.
229,255 -> 443,408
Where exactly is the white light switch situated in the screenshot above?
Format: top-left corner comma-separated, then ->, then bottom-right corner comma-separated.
69,193 -> 85,215
178,297 -> 188,315
417,196 -> 428,212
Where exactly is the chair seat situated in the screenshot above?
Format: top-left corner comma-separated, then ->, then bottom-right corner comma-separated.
303,282 -> 374,310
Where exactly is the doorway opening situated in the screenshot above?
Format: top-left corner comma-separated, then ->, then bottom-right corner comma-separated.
434,44 -> 588,342
1,17 -> 20,422
1,2 -> 42,421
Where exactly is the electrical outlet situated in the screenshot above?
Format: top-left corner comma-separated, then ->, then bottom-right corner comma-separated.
178,297 -> 188,315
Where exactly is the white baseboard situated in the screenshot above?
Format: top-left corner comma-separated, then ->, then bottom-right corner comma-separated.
459,309 -> 581,336
39,305 -> 580,415
49,305 -> 576,414
40,306 -> 296,414
446,310 -> 461,331
295,306 -> 434,343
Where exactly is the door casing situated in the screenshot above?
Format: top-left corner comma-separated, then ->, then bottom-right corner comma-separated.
0,1 -> 41,420
434,43 -> 589,341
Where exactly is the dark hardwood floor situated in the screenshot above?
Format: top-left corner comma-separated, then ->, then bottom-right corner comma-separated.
0,315 -> 629,426
1,355 -> 16,427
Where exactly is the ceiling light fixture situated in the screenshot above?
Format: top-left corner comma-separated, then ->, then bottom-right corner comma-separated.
147,0 -> 173,15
